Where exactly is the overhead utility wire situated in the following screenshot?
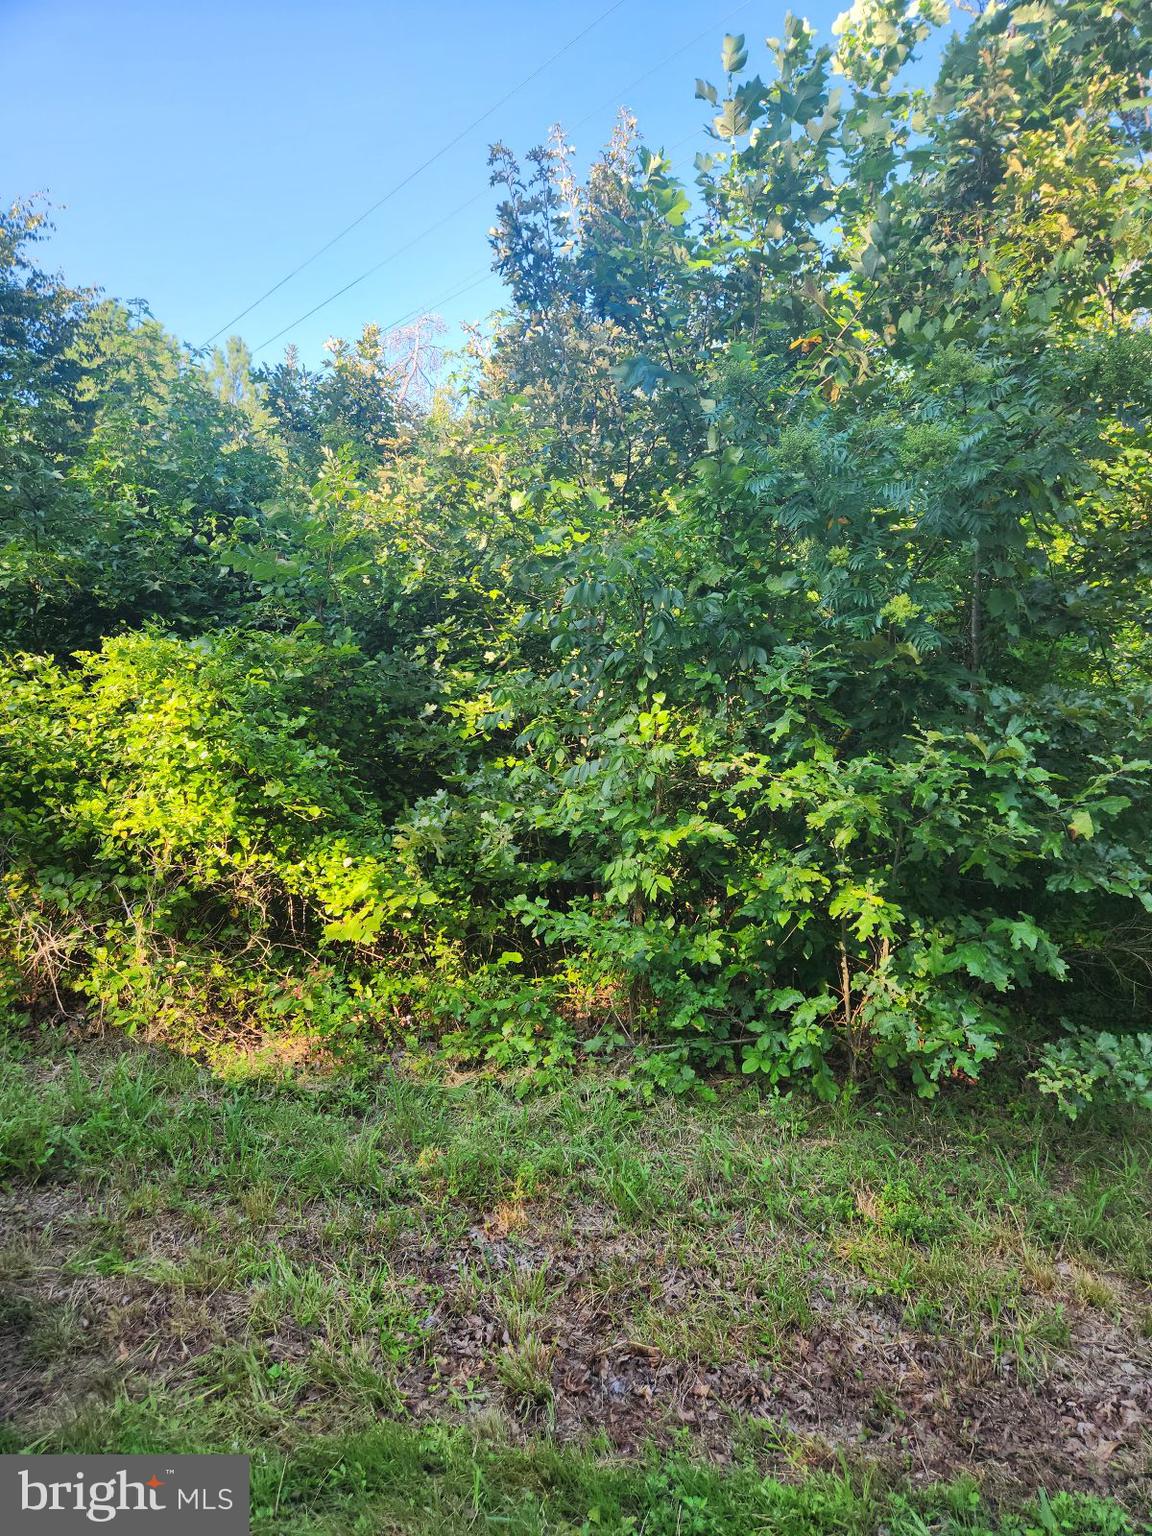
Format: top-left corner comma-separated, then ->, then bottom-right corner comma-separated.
379,269 -> 496,337
246,3 -> 748,357
567,0 -> 755,134
201,0 -> 631,347
367,124 -> 712,343
250,193 -> 491,354
255,114 -> 712,360
252,266 -> 494,358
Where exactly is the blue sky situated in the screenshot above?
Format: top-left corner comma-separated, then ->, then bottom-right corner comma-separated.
2,0 -> 948,368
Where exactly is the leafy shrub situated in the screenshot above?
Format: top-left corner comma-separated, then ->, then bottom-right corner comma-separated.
0,631 -> 442,1057
1033,1030 -> 1152,1119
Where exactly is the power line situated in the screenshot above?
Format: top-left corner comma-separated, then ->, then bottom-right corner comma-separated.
360,118 -> 713,349
252,114 -> 715,361
240,7 -> 742,360
380,270 -> 497,337
568,0 -> 755,135
250,117 -> 715,363
250,112 -> 714,362
249,193 -> 490,354
251,267 -> 495,358
201,0 -> 631,348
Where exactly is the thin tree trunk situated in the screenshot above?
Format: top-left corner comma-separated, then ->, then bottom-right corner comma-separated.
969,537 -> 982,673
839,928 -> 856,1080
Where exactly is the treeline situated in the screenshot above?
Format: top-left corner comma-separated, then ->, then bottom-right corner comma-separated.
2,0 -> 1151,1110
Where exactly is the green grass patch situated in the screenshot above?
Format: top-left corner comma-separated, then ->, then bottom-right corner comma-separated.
1,1027 -> 1149,1530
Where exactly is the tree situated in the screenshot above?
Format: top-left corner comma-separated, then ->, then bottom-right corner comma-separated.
258,323 -> 413,476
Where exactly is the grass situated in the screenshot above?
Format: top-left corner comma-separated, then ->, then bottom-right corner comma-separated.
1,1024 -> 1150,1533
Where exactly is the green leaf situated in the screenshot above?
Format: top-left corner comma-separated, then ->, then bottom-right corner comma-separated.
721,33 -> 748,73
1068,810 -> 1095,840
609,356 -> 668,395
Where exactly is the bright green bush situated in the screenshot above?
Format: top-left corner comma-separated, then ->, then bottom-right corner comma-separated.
0,631 -> 442,1055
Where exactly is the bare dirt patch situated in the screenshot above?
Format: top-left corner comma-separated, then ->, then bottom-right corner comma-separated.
386,1212 -> 1152,1505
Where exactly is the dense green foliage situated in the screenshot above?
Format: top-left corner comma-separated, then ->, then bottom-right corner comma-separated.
2,0 -> 1151,1109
